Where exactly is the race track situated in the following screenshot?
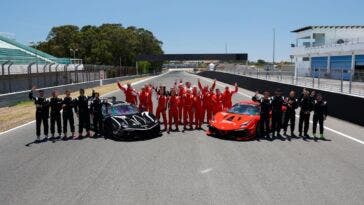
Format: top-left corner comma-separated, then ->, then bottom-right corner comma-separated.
0,70 -> 363,205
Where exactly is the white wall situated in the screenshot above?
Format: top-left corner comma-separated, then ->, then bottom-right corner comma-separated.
314,28 -> 364,44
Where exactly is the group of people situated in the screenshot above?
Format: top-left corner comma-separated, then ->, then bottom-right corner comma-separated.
29,87 -> 104,142
252,88 -> 328,140
29,78 -> 239,141
29,78 -> 328,142
117,79 -> 239,133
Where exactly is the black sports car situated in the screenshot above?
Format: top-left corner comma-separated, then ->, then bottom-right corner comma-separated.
91,100 -> 160,139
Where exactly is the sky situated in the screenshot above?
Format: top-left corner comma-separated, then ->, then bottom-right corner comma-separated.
1,0 -> 363,61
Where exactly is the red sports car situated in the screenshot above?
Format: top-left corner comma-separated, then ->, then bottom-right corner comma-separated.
207,100 -> 262,140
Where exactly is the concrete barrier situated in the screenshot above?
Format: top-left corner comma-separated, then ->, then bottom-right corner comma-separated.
0,74 -> 151,107
197,71 -> 364,126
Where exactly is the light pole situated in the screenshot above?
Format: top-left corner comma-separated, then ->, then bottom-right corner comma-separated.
70,48 -> 78,83
272,28 -> 276,67
70,48 -> 78,59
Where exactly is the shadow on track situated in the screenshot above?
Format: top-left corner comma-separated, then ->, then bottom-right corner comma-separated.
208,133 -> 332,143
25,132 -> 163,146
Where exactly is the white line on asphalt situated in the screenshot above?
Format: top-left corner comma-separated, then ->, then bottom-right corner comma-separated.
323,126 -> 364,145
0,120 -> 36,136
193,72 -> 364,145
0,71 -> 170,136
200,168 -> 213,174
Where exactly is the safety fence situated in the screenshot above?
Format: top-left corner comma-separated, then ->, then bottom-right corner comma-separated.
0,64 -> 146,94
0,72 -> 157,108
217,64 -> 364,97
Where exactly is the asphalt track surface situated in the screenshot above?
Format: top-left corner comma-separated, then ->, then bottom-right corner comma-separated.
0,70 -> 363,205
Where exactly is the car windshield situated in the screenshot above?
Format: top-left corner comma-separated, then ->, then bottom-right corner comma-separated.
102,103 -> 139,116
227,104 -> 260,115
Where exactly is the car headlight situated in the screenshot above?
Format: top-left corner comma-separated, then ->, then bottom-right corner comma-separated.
240,120 -> 251,127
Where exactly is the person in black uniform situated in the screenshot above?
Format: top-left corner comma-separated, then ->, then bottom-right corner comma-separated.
298,89 -> 313,138
271,89 -> 284,139
90,92 -> 103,137
62,90 -> 75,139
312,94 -> 328,140
283,90 -> 298,139
310,90 -> 316,103
259,91 -> 272,140
74,89 -> 93,138
49,90 -> 63,139
29,86 -> 50,142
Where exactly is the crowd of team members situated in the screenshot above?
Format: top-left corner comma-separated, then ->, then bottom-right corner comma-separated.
28,78 -> 327,142
29,87 -> 104,142
116,79 -> 238,133
28,78 -> 239,142
252,88 -> 328,140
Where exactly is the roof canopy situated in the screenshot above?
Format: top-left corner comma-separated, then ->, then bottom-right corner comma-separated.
291,25 -> 364,33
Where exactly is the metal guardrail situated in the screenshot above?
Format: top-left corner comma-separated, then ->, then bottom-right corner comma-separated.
217,66 -> 364,97
0,62 -> 151,94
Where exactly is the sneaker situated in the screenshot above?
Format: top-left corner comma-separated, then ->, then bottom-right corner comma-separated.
35,136 -> 41,142
320,134 -> 325,139
286,135 -> 291,141
44,135 -> 49,140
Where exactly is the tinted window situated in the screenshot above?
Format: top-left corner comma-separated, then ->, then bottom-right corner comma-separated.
102,104 -> 138,116
227,104 -> 260,115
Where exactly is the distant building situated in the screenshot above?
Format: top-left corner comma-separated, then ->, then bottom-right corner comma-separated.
291,26 -> 364,80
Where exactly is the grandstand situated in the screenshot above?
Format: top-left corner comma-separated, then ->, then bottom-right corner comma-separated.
0,34 -> 80,75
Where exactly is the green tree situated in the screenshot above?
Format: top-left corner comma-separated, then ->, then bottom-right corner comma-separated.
35,23 -> 163,68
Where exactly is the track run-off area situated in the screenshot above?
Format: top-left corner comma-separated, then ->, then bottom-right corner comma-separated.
0,70 -> 363,205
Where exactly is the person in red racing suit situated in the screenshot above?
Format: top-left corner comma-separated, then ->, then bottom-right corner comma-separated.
145,84 -> 154,113
167,88 -> 180,133
198,78 -> 216,123
222,82 -> 238,110
211,88 -> 223,115
177,83 -> 186,123
155,86 -> 168,131
192,86 -> 203,129
117,81 -> 138,105
182,89 -> 194,130
138,87 -> 148,112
